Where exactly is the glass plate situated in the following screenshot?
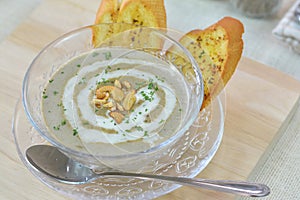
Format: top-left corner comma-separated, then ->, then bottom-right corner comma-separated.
12,94 -> 224,200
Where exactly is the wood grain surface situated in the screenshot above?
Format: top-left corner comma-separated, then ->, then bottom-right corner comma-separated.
1,0 -> 300,199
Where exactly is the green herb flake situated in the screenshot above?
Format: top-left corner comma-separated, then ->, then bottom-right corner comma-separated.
53,125 -> 60,131
159,119 -> 165,124
103,51 -> 112,60
97,78 -> 108,86
61,120 -> 66,126
143,131 -> 148,137
49,79 -> 54,83
198,50 -> 205,59
76,64 -> 81,68
148,82 -> 154,90
135,126 -> 143,131
73,128 -> 79,136
78,77 -> 86,85
53,91 -> 59,95
42,89 -> 48,99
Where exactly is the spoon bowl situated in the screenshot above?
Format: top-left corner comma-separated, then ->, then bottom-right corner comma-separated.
26,145 -> 270,197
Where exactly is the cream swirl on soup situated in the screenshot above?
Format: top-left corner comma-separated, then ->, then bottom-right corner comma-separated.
42,48 -> 190,153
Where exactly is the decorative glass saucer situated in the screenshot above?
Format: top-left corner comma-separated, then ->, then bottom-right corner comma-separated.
12,95 -> 224,200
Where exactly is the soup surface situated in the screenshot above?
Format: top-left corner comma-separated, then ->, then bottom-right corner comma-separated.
42,48 -> 190,155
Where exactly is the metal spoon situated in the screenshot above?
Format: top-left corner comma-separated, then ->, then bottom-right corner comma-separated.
26,145 -> 270,197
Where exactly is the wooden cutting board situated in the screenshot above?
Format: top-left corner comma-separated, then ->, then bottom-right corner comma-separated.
1,0 -> 300,199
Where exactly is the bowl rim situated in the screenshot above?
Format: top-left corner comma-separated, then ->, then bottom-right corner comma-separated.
22,23 -> 204,160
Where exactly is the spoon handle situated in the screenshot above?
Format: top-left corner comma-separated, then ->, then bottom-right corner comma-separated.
100,172 -> 270,197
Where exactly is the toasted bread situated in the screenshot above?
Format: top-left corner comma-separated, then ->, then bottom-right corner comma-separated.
117,0 -> 166,28
168,17 -> 244,110
93,0 -> 166,47
93,0 -> 122,46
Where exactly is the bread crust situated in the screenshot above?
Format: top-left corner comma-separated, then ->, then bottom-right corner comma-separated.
168,17 -> 244,110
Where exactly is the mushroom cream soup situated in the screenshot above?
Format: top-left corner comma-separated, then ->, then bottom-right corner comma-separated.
42,48 -> 190,155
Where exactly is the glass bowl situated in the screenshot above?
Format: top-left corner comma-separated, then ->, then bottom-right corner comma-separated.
22,23 -> 204,172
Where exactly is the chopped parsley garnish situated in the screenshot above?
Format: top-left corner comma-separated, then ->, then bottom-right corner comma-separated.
143,131 -> 149,137
140,79 -> 159,102
73,128 -> 79,136
61,120 -> 66,126
78,77 -> 86,85
140,90 -> 154,102
103,51 -> 112,60
97,78 -> 109,85
53,91 -> 58,95
104,65 -> 112,74
199,50 -> 205,59
76,64 -> 81,68
159,119 -> 165,124
49,79 -> 54,83
42,89 -> 48,99
155,75 -> 165,82
53,125 -> 60,131
148,81 -> 154,90
135,126 -> 143,131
